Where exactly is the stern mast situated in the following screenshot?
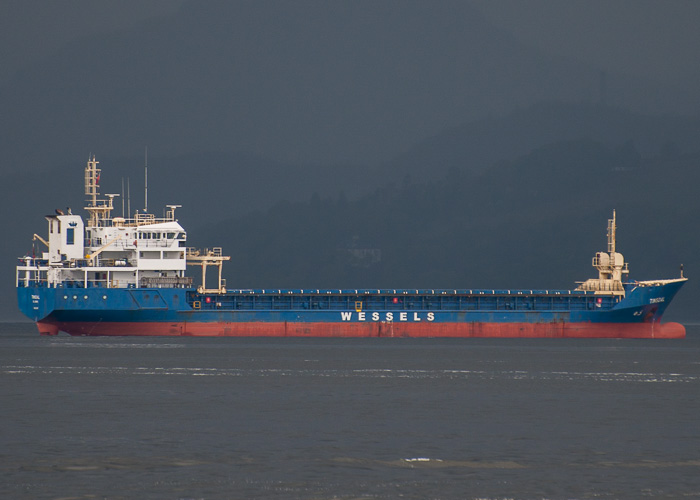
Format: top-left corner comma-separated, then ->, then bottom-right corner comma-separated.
576,210 -> 629,295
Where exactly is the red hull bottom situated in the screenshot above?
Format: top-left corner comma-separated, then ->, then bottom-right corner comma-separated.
37,321 -> 686,339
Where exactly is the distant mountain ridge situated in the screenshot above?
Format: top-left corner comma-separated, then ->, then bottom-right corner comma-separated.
3,101 -> 699,321
386,102 -> 700,181
206,136 -> 699,320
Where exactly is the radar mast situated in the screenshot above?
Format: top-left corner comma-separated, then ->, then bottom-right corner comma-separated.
84,155 -> 117,227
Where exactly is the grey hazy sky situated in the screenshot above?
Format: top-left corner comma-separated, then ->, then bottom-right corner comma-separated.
0,0 -> 185,84
2,0 -> 699,87
1,0 -> 699,168
473,0 -> 700,85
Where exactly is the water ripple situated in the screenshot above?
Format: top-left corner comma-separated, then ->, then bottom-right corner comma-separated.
2,365 -> 698,383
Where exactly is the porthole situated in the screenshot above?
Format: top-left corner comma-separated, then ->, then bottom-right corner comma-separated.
102,295 -> 107,300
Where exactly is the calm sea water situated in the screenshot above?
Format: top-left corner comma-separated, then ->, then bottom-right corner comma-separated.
2,322 -> 700,500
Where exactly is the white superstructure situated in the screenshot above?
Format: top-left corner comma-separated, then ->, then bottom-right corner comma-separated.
16,156 -> 210,290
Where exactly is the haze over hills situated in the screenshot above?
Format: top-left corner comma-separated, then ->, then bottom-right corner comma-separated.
203,132 -> 698,321
7,102 -> 699,248
4,102 -> 699,321
389,102 -> 700,180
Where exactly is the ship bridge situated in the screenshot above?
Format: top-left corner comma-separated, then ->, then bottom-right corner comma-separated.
16,156 -> 196,290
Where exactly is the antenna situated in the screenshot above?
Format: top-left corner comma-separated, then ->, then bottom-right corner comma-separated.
127,178 -> 131,219
121,177 -> 125,217
144,146 -> 148,213
607,209 -> 616,254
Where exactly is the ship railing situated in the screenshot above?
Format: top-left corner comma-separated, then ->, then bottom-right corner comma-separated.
109,279 -> 137,288
134,240 -> 173,248
15,276 -> 115,288
16,257 -> 50,267
184,290 -> 619,312
88,238 -> 174,249
186,247 -> 225,258
90,213 -> 178,228
131,213 -> 178,226
16,264 -> 48,287
67,257 -> 134,268
55,279 -> 140,288
59,279 -> 127,288
134,213 -> 157,225
87,279 -> 113,288
140,276 -> 194,288
575,279 -> 625,293
17,278 -> 50,287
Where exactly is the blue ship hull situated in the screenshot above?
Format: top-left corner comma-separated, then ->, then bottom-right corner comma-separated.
17,279 -> 687,338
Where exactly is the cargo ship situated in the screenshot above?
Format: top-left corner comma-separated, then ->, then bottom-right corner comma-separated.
17,157 -> 687,338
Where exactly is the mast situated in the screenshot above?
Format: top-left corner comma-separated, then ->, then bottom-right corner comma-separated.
598,209 -> 627,283
85,155 -> 100,212
84,155 -> 117,227
144,146 -> 148,213
576,210 -> 629,295
607,209 -> 616,254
